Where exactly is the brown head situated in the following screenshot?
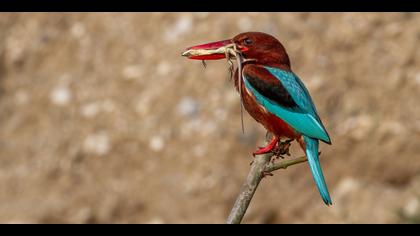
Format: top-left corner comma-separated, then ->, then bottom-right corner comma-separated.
232,32 -> 290,69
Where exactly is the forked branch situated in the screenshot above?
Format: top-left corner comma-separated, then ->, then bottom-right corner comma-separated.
226,135 -> 308,224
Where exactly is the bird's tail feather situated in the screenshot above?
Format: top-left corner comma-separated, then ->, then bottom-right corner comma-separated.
303,136 -> 332,205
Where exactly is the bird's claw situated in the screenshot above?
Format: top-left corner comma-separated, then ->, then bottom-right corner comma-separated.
269,139 -> 292,160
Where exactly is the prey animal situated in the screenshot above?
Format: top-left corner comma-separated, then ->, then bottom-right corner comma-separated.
182,32 -> 332,205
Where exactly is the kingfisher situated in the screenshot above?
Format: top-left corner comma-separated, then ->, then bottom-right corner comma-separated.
182,32 -> 332,205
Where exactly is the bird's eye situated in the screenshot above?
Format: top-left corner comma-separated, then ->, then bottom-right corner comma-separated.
243,38 -> 253,45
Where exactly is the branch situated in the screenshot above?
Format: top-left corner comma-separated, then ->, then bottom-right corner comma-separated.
264,155 -> 307,173
226,149 -> 272,224
226,137 -> 308,224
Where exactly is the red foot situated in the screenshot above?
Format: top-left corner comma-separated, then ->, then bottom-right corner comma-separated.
253,136 -> 279,157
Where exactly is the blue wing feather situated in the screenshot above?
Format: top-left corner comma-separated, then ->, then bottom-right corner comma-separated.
243,66 -> 331,143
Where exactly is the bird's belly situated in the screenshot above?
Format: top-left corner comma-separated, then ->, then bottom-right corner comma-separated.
241,85 -> 299,139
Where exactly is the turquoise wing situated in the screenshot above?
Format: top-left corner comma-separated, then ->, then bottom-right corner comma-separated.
243,66 -> 331,143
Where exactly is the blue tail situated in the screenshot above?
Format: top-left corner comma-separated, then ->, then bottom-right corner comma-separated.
303,136 -> 332,205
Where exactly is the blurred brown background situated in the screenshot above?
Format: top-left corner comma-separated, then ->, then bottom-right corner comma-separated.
0,13 -> 419,223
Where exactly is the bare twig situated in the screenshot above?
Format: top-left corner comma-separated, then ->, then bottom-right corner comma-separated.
264,155 -> 307,173
226,136 -> 308,224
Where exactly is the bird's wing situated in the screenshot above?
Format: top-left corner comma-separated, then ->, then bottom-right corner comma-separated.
242,65 -> 331,143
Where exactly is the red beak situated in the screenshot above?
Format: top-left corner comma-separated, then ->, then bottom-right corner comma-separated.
182,38 -> 250,60
182,39 -> 232,60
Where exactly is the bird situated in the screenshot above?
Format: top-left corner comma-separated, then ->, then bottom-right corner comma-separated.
182,32 -> 332,205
